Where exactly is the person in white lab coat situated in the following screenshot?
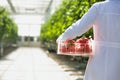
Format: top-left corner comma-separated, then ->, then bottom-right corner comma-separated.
57,0 -> 120,80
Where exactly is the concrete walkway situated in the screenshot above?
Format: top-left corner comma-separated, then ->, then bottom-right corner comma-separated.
0,47 -> 81,80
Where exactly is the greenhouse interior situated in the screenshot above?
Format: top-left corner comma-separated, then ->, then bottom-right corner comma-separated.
0,0 -> 105,80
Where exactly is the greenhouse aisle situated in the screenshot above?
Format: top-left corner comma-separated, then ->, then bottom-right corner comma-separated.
0,47 -> 77,80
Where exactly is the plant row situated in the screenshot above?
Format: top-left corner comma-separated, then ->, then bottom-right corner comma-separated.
40,0 -> 103,52
0,7 -> 18,48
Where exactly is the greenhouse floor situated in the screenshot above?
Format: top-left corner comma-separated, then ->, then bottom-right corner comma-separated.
0,47 -> 84,80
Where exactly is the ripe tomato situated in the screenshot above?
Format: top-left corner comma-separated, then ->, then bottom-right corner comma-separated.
76,48 -> 84,53
60,46 -> 67,53
76,38 -> 83,43
75,38 -> 90,54
66,40 -> 75,46
85,44 -> 92,53
83,42 -> 92,53
68,45 -> 75,53
75,43 -> 84,53
76,38 -> 89,43
83,38 -> 89,43
65,40 -> 75,53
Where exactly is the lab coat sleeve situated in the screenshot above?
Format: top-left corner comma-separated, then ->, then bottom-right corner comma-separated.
57,3 -> 99,43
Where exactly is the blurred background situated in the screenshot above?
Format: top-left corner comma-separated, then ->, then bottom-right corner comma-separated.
0,0 -> 104,65
0,0 -> 104,53
0,0 -> 61,48
0,0 -> 105,64
0,0 -> 104,80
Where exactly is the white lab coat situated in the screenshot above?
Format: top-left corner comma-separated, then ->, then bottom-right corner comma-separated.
57,0 -> 120,80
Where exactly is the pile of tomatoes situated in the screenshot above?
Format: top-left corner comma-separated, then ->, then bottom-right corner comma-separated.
57,38 -> 92,55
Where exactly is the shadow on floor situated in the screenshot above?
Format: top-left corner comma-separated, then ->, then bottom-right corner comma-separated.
0,46 -> 18,60
46,52 -> 87,80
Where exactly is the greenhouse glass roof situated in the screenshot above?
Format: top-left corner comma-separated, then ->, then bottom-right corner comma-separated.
0,0 -> 52,15
0,0 -> 61,36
